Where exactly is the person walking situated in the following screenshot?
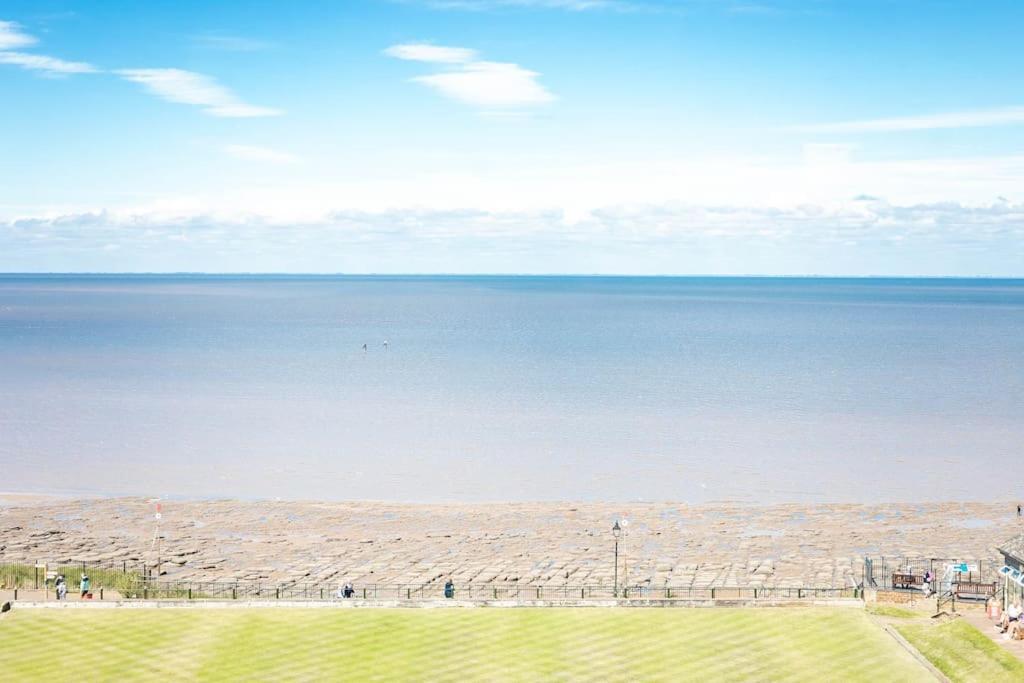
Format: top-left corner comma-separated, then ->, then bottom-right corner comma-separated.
79,574 -> 90,599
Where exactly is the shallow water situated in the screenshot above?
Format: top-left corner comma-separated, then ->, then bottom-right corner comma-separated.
1,275 -> 1022,503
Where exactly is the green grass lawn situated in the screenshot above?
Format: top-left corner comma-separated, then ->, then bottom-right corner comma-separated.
897,619 -> 1024,683
0,607 -> 930,682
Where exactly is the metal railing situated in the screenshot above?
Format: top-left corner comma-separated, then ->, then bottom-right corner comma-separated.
1,560 -> 148,592
3,560 -> 859,602
863,556 -> 999,596
123,580 -> 859,602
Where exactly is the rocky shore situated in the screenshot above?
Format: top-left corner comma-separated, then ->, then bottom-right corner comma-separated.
2,496 -> 1021,589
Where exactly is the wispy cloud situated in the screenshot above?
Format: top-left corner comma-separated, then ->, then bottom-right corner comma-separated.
0,18 -> 97,75
116,68 -> 282,117
414,61 -> 555,107
384,43 -> 477,63
224,144 -> 300,164
386,43 -> 555,108
796,106 -> 1024,133
0,51 -> 96,75
0,20 -> 36,49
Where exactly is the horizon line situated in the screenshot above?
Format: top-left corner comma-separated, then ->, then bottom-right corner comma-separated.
1,272 -> 1023,280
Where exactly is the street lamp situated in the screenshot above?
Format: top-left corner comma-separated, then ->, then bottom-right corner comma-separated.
612,520 -> 622,597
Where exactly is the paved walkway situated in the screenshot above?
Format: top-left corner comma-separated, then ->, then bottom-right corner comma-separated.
959,604 -> 1024,662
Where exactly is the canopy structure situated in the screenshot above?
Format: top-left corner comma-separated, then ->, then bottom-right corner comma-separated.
997,536 -> 1024,607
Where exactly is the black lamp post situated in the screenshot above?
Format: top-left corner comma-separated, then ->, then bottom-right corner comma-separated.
612,520 -> 622,597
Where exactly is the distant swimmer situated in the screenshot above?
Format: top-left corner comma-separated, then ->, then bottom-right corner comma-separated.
383,340 -> 389,350
362,343 -> 367,352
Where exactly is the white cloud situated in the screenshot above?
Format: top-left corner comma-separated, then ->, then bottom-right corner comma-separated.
796,106 -> 1024,134
116,68 -> 282,117
413,61 -> 555,107
384,43 -> 477,63
386,43 -> 555,108
0,51 -> 97,75
0,20 -> 36,49
4,200 -> 1023,275
0,19 -> 97,75
224,144 -> 300,164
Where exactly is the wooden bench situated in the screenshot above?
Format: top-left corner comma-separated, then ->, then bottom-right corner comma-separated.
892,573 -> 923,589
953,581 -> 996,600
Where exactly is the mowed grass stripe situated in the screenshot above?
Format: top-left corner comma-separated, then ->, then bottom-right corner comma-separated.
0,607 -> 930,682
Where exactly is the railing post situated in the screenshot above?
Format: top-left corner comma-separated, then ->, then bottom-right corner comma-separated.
100,588 -> 104,600
144,587 -> 148,600
13,588 -> 17,601
407,588 -> 411,599
232,586 -> 237,600
189,588 -> 192,600
363,588 -> 367,599
711,587 -> 715,600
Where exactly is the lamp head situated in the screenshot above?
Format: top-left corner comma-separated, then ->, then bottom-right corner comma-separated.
612,520 -> 621,538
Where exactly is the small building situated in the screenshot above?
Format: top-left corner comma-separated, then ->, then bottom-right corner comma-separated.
997,534 -> 1024,607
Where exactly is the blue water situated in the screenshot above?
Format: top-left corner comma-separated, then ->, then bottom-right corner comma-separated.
1,275 -> 1022,503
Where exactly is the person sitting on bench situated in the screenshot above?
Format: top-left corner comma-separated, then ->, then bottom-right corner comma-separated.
1010,619 -> 1024,641
998,602 -> 1021,633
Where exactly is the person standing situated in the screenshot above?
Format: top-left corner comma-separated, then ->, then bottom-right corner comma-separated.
79,574 -> 90,599
55,575 -> 67,601
444,579 -> 454,599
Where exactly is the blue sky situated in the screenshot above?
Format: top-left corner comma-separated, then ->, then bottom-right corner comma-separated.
1,0 -> 1023,274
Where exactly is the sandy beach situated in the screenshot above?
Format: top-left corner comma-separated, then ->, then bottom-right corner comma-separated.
2,497 -> 1020,589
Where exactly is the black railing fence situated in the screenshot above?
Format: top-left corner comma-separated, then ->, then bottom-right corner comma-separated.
2,560 -> 858,601
4,565 -> 860,602
124,581 -> 859,602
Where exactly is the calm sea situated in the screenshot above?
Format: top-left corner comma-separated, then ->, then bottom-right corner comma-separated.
1,275 -> 1022,503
